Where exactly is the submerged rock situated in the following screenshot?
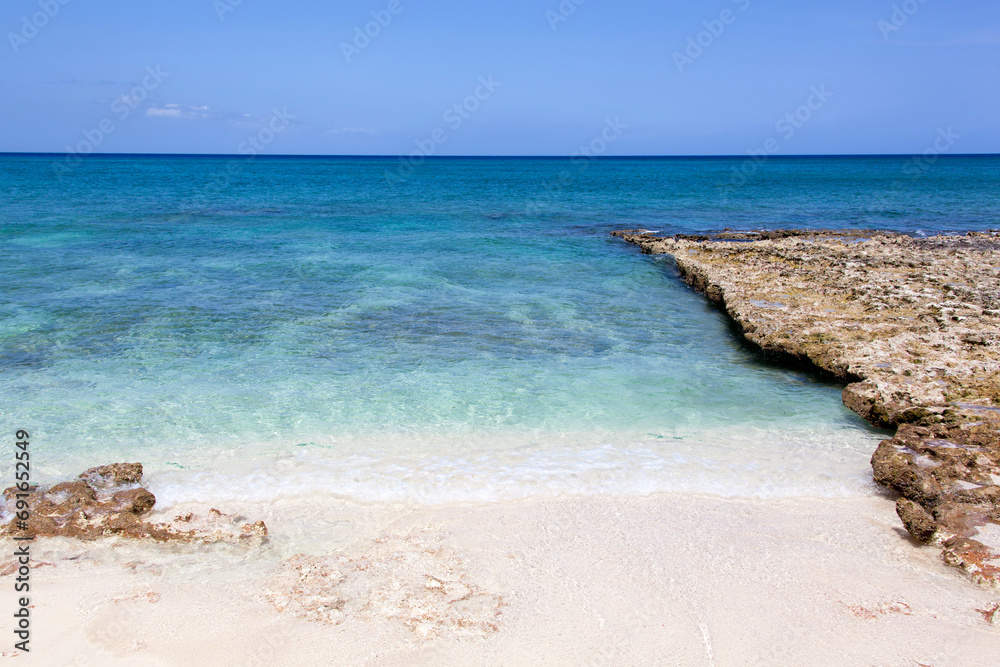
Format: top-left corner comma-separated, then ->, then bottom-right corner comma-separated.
1,463 -> 267,546
613,229 -> 1000,586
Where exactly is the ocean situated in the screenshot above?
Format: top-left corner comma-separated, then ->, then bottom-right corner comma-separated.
2,154 -> 998,508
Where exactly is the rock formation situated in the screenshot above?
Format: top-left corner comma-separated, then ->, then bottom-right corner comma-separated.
613,229 -> 1000,586
1,463 -> 267,545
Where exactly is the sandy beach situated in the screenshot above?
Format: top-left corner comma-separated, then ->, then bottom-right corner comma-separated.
3,0 -> 999,661
3,491 -> 998,666
3,228 -> 999,665
613,229 -> 1000,585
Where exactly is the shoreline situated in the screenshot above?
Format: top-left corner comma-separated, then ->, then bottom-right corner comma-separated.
612,228 -> 1000,586
3,492 -> 999,665
1,227 -> 998,662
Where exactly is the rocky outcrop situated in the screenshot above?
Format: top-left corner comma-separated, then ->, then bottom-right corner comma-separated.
613,229 -> 1000,586
1,463 -> 267,545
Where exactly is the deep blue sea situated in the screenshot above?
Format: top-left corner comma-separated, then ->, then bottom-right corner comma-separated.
1,154 -> 998,506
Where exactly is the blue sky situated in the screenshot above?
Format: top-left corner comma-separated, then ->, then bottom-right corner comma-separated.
1,0 -> 997,155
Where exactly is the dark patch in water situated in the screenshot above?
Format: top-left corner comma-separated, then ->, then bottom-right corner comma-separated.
0,348 -> 48,371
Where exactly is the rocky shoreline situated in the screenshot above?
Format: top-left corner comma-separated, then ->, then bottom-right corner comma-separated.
613,228 -> 1000,586
1,463 -> 267,546
2,228 -> 997,590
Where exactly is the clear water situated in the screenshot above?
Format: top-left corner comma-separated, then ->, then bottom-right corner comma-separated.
2,154 -> 997,505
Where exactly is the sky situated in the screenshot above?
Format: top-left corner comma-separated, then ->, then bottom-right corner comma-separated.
0,0 -> 998,156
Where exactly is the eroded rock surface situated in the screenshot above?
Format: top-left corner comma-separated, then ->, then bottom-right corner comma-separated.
265,530 -> 504,638
1,463 -> 267,546
613,229 -> 1000,586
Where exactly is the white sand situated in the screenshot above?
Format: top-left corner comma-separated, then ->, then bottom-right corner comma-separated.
2,492 -> 998,666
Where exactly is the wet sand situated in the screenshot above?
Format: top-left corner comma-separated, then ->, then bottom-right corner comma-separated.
2,492 -> 998,665
613,229 -> 1000,585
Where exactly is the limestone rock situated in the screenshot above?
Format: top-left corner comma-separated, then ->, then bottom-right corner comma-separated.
79,463 -> 143,487
112,488 -> 156,515
1,464 -> 267,546
896,498 -> 937,542
613,228 -> 1000,586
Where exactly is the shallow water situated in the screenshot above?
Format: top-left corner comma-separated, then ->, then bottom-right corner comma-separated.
2,154 -> 997,504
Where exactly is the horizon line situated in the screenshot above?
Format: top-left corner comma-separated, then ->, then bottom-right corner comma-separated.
2,152 -> 999,160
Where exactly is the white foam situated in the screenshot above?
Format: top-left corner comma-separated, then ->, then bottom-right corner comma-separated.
145,425 -> 883,509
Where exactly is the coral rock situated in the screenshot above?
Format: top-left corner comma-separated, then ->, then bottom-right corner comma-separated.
79,462 -> 144,487
897,498 -> 938,542
614,229 -> 1000,587
1,464 -> 267,547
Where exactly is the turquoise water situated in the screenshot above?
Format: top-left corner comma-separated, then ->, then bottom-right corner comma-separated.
2,155 -> 997,504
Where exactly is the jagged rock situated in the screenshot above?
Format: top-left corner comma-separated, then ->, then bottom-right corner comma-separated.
932,502 -> 998,538
79,463 -> 143,487
46,480 -> 97,511
942,537 -> 1000,587
844,380 -> 899,428
112,488 -> 156,515
897,498 -> 937,542
614,229 -> 1000,586
1,464 -> 267,546
241,520 -> 268,538
871,438 -> 945,506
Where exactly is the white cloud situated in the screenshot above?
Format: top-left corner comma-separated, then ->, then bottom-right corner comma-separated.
146,103 -> 222,119
146,106 -> 182,118
143,104 -> 306,133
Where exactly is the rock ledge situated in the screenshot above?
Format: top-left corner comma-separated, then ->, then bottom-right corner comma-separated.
613,229 -> 1000,586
